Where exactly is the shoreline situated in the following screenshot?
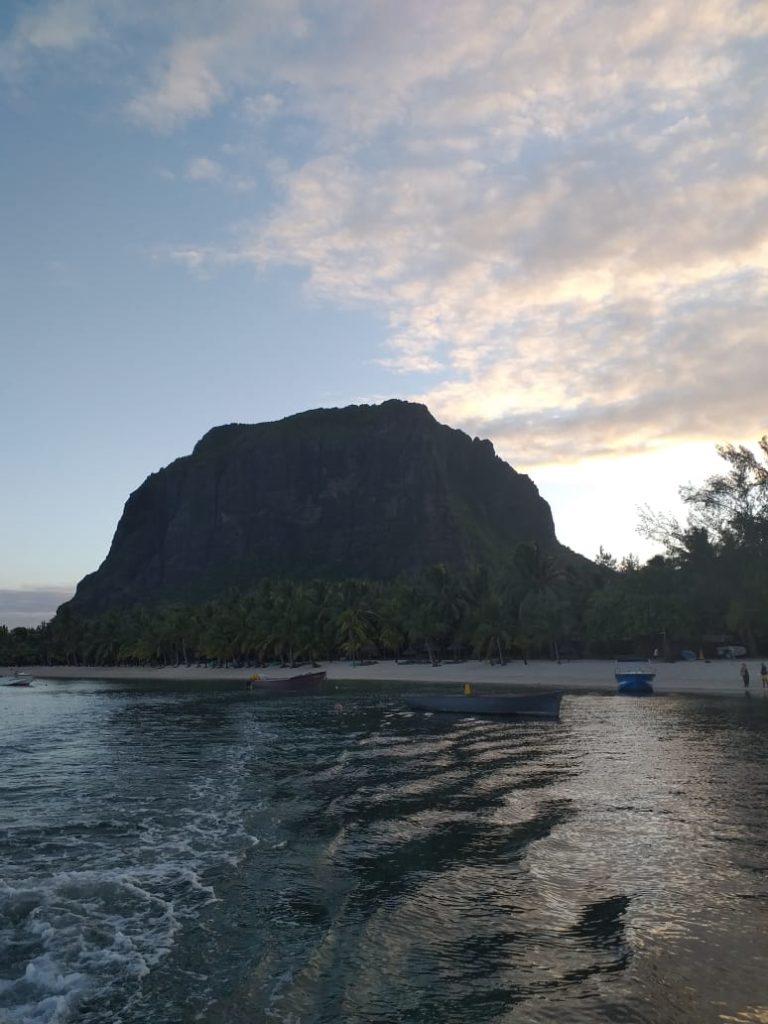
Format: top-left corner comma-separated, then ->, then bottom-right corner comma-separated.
3,659 -> 764,696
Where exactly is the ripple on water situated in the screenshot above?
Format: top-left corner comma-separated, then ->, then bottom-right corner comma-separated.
0,688 -> 268,1022
1,686 -> 768,1024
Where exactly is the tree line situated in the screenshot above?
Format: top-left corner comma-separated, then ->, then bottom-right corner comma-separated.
1,549 -> 596,668
3,437 -> 766,667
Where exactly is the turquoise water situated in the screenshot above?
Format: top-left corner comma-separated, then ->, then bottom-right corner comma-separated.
1,680 -> 767,1023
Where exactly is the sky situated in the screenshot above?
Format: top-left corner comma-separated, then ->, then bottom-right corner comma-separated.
1,0 -> 766,627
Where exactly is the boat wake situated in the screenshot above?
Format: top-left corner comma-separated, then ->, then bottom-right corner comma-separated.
0,698 -> 267,1023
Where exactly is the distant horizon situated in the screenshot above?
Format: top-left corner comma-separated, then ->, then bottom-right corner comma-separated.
0,586 -> 75,630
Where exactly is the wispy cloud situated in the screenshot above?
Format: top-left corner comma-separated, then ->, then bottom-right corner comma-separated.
185,156 -> 223,182
184,154 -> 256,191
241,92 -> 282,122
0,0 -> 105,75
122,0 -> 306,131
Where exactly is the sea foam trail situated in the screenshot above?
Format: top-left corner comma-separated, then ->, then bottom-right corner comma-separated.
0,687 -> 268,1023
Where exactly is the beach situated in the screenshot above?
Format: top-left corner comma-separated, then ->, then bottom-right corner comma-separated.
2,657 -> 762,695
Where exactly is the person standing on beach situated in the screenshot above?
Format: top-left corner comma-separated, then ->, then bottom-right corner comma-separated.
761,662 -> 768,691
740,662 -> 750,688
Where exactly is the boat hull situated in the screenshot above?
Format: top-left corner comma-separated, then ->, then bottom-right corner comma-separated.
403,690 -> 563,718
248,670 -> 326,692
616,674 -> 655,695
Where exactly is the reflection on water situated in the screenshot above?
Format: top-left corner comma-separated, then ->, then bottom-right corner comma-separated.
0,680 -> 766,1023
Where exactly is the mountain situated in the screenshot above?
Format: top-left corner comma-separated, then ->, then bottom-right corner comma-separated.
65,400 -> 564,616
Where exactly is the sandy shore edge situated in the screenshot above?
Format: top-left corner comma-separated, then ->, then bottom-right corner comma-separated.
3,659 -> 764,696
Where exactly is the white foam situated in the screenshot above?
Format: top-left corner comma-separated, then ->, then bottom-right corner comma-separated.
0,702 -> 275,1022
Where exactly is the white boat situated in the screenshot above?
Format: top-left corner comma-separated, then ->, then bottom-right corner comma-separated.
2,674 -> 32,687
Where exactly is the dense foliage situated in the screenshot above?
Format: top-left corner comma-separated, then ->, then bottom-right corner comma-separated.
0,550 -> 599,667
630,437 -> 768,657
3,438 -> 767,666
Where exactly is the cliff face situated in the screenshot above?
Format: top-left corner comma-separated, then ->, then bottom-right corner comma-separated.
66,400 -> 559,615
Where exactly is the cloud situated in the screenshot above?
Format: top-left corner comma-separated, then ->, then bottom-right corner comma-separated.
5,0 -> 767,465
218,0 -> 766,464
0,0 -> 105,75
241,92 -> 282,121
186,156 -> 223,182
0,587 -> 73,629
7,0 -> 105,50
125,34 -> 228,129
184,154 -> 256,191
122,0 -> 305,131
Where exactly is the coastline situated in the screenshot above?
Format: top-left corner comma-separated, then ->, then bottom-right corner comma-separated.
2,658 -> 762,696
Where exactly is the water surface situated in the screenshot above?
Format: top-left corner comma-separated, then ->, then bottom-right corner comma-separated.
1,679 -> 767,1023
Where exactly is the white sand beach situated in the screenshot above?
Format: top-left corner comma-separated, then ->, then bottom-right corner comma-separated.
3,658 -> 764,696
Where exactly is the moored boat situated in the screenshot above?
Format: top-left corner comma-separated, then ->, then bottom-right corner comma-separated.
403,690 -> 563,719
2,675 -> 32,687
247,669 -> 326,692
614,659 -> 655,695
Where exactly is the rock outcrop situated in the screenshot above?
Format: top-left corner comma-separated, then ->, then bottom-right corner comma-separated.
66,400 -> 561,614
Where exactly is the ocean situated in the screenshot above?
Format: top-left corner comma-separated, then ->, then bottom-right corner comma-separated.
1,678 -> 766,1023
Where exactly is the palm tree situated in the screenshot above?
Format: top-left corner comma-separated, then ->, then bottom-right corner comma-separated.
470,595 -> 513,664
376,593 -> 407,659
513,543 -> 572,660
337,607 -> 375,663
49,604 -> 85,665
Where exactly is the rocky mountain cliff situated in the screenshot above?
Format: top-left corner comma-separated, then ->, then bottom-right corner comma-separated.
66,400 -> 563,615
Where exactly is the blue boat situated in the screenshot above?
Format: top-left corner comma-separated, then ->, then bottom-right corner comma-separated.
615,659 -> 655,695
403,690 -> 563,719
